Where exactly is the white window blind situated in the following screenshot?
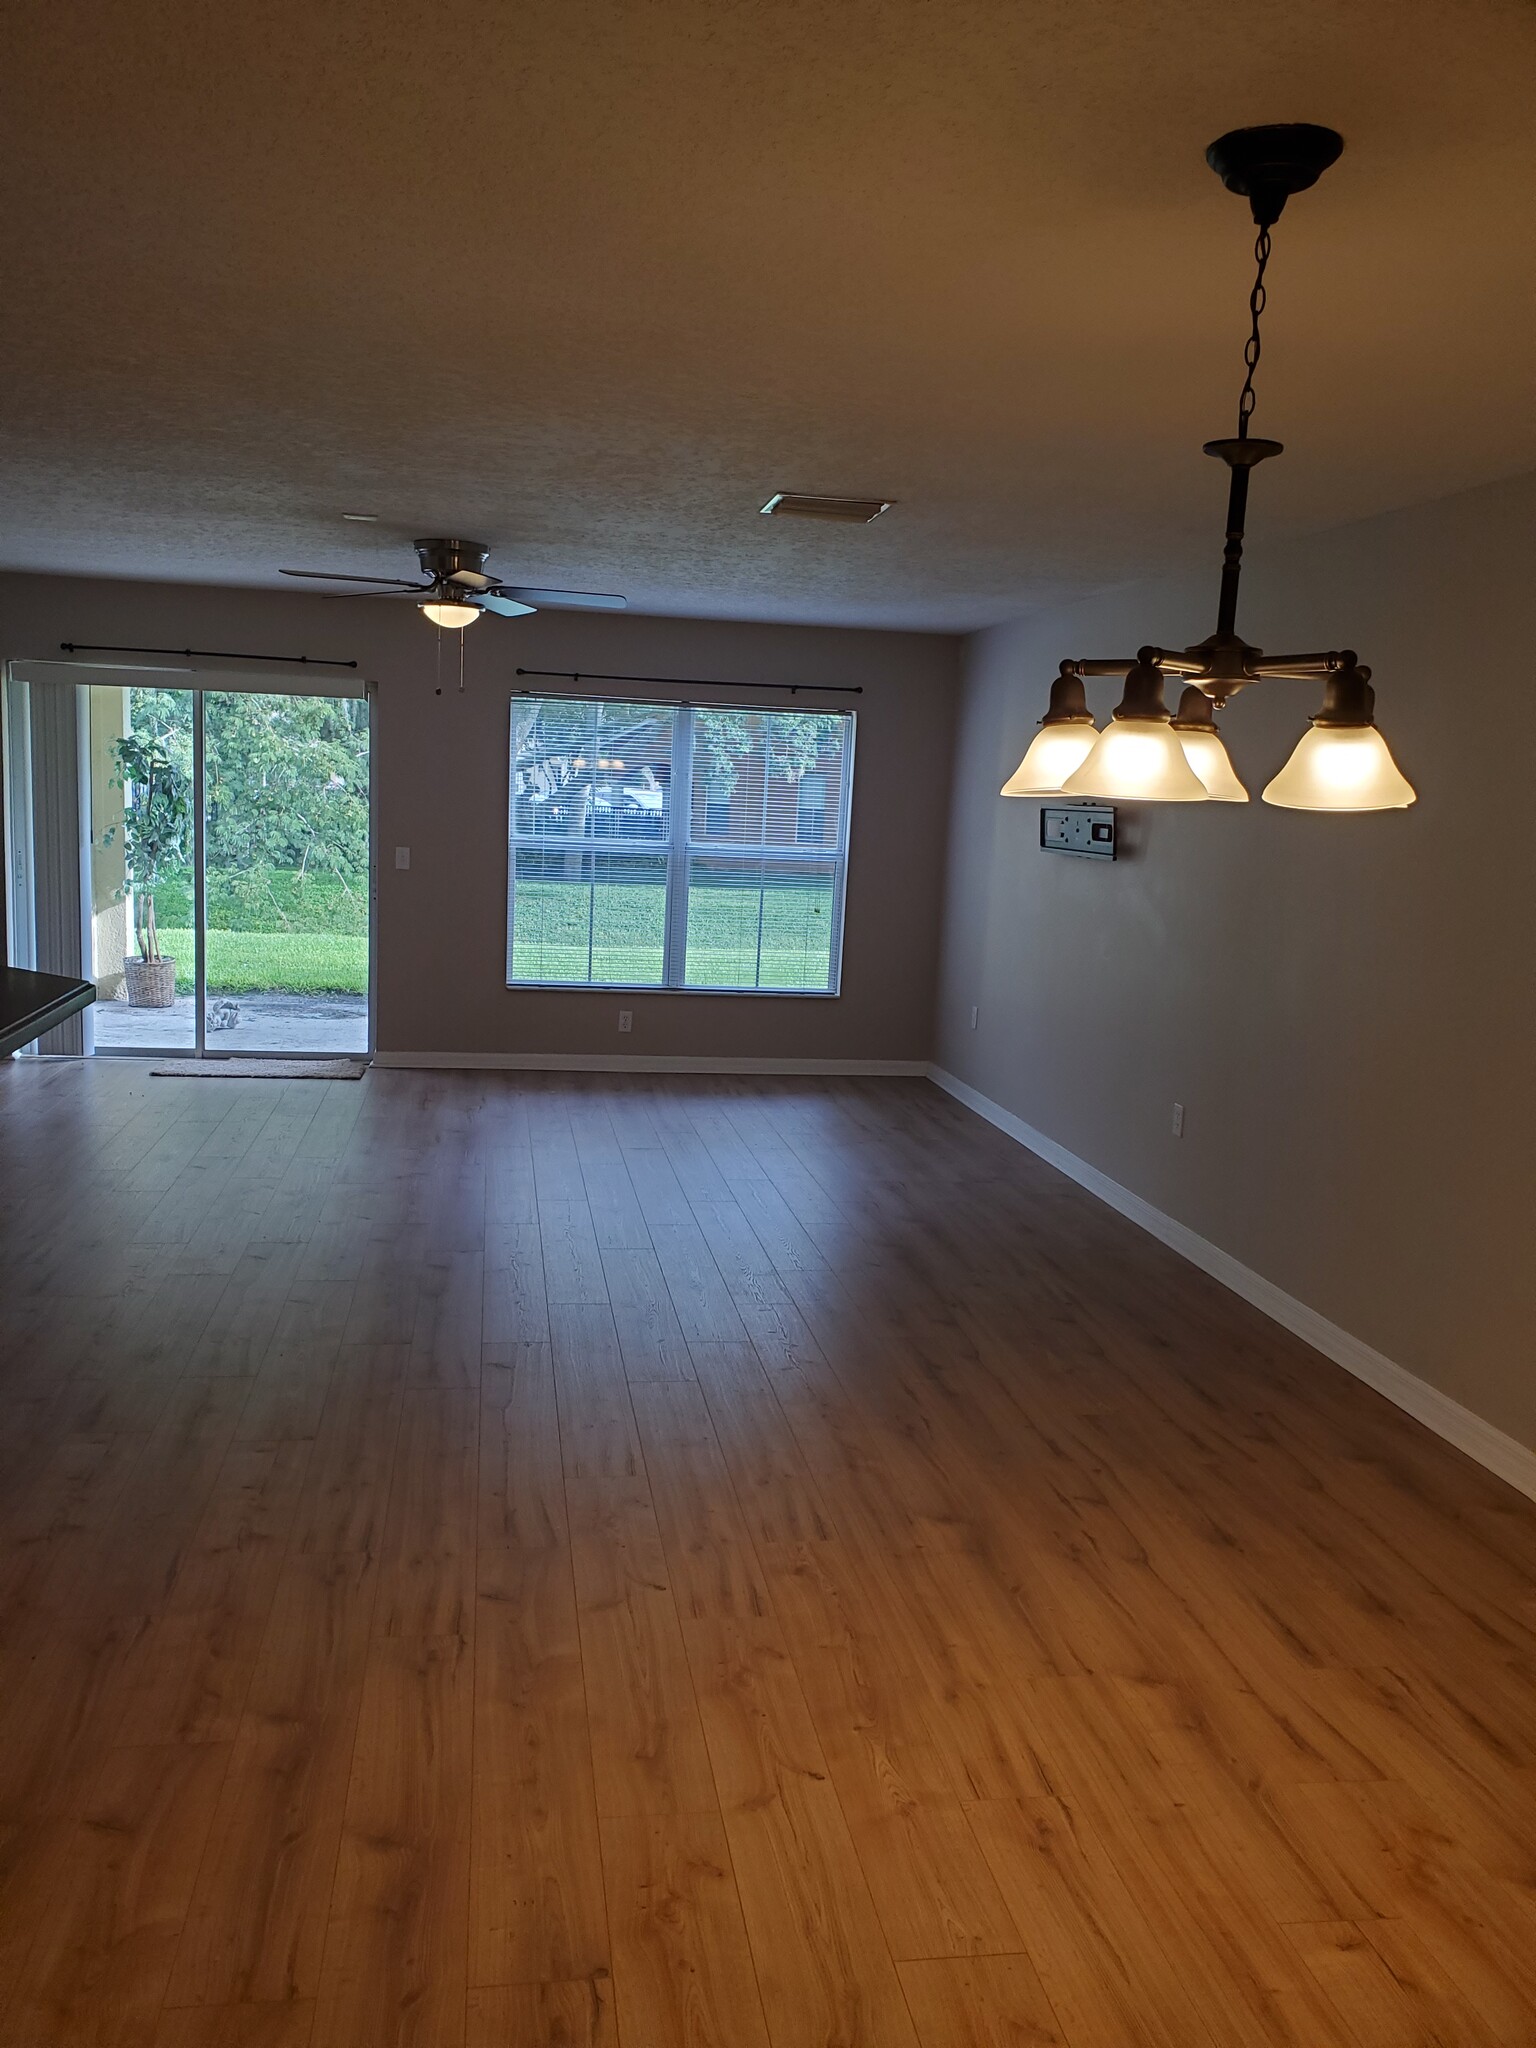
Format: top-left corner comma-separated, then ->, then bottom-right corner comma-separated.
507,696 -> 855,993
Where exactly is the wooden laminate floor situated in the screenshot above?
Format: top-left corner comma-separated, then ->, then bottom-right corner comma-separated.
0,1061 -> 1533,2048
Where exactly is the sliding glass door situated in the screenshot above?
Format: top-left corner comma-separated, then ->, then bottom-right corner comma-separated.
203,691 -> 371,1054
5,667 -> 371,1058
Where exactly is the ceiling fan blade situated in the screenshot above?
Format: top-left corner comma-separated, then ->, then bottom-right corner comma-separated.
497,586 -> 628,611
478,592 -> 538,618
446,569 -> 494,590
279,569 -> 427,588
320,587 -> 430,600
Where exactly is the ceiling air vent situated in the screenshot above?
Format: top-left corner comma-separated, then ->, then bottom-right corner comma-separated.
760,492 -> 893,524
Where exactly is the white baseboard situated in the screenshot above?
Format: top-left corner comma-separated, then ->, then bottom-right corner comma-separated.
927,1065 -> 1536,1504
373,1051 -> 928,1076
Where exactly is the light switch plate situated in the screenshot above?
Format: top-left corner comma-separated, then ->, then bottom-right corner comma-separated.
1040,805 -> 1115,859
394,846 -> 411,869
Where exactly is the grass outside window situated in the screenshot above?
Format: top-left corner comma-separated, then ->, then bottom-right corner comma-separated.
511,878 -> 836,991
158,930 -> 368,996
144,863 -> 369,995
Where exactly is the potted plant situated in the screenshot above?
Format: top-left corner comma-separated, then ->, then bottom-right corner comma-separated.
104,731 -> 191,1007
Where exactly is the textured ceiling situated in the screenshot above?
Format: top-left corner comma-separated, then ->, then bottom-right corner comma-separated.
2,0 -> 1534,629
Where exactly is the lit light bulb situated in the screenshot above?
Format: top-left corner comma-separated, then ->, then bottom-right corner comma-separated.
420,600 -> 482,629
1064,724 -> 1210,801
1263,725 -> 1415,810
1061,660 -> 1209,802
1002,723 -> 1098,795
1176,727 -> 1249,801
1262,664 -> 1415,812
1171,686 -> 1248,801
1001,669 -> 1098,795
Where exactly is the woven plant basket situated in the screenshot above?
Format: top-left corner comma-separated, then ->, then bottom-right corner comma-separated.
124,956 -> 177,1007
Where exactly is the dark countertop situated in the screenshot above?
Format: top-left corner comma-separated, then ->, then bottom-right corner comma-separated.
0,967 -> 97,1057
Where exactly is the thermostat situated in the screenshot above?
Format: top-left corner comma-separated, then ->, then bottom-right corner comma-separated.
1040,805 -> 1116,859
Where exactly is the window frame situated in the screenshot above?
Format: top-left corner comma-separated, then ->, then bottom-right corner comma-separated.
505,694 -> 856,998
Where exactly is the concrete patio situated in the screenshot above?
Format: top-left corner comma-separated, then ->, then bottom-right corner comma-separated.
91,991 -> 369,1055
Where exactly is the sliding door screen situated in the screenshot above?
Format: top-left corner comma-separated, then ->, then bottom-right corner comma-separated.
507,697 -> 854,993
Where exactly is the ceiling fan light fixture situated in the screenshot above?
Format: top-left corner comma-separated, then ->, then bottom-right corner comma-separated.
280,539 -> 626,635
420,599 -> 482,630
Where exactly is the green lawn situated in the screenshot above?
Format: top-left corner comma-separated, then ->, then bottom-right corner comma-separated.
160,930 -> 368,996
156,866 -> 368,936
149,863 -> 369,993
510,879 -> 836,990
150,877 -> 829,998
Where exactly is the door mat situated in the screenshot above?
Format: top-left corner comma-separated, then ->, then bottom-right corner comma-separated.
150,1057 -> 370,1080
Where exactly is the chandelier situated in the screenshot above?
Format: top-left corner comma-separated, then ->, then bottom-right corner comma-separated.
1004,124 -> 1415,812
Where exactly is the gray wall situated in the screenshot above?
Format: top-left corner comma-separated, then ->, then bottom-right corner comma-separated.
0,574 -> 958,1064
936,467 -> 1536,1452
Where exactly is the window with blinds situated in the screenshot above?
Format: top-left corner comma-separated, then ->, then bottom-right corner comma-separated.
507,696 -> 855,993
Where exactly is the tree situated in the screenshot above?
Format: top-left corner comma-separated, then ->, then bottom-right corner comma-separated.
692,710 -> 843,798
515,704 -> 843,814
103,732 -> 192,961
204,692 -> 370,925
115,687 -> 372,934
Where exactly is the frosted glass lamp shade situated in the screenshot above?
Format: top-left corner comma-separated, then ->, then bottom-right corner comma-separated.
1001,722 -> 1098,795
1063,719 -> 1210,802
1002,670 -> 1098,796
1176,726 -> 1249,801
420,600 -> 482,629
1262,723 -> 1416,811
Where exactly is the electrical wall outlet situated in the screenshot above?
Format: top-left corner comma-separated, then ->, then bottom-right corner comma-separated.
970,1005 -> 979,1030
394,846 -> 411,869
1171,1101 -> 1185,1138
618,1009 -> 633,1034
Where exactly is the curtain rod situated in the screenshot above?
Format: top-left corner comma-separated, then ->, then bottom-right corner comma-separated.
515,667 -> 861,698
59,642 -> 359,670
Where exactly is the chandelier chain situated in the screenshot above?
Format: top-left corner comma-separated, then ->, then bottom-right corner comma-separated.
1236,224 -> 1271,437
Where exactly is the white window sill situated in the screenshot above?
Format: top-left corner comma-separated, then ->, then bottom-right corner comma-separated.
506,981 -> 841,999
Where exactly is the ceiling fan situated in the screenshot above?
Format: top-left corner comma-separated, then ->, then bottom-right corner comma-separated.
280,538 -> 626,629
